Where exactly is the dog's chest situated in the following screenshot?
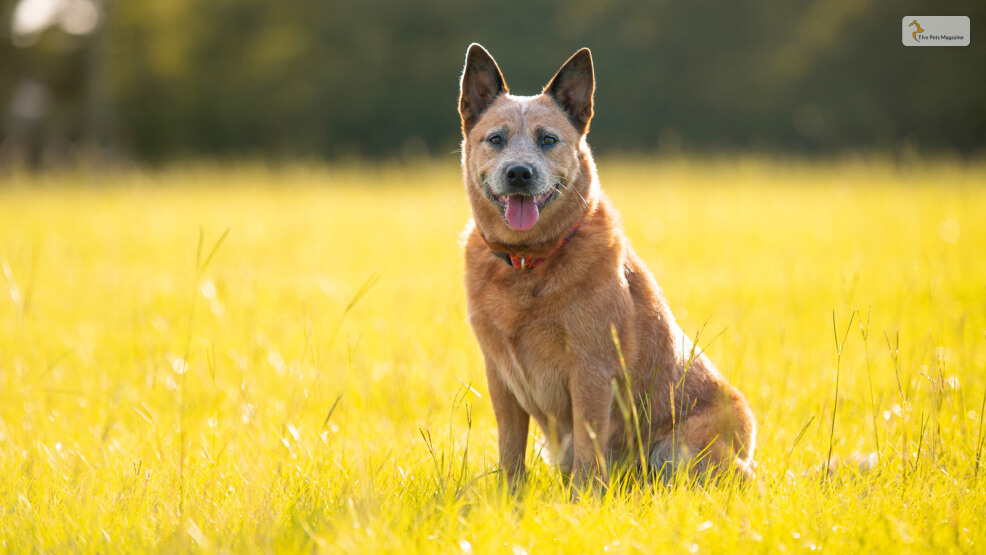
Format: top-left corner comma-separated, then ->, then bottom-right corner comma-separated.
493,319 -> 574,419
467,254 -> 580,420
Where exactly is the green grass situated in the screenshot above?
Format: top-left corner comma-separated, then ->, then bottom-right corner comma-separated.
1,157 -> 985,552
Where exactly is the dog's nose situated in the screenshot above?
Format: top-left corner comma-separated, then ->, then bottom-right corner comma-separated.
505,165 -> 533,189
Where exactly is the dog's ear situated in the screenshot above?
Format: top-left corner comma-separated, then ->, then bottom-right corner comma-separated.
459,44 -> 508,135
544,48 -> 595,135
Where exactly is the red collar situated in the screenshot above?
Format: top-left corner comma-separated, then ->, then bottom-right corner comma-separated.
491,219 -> 582,270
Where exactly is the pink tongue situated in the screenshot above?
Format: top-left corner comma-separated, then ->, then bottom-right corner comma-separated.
505,195 -> 539,230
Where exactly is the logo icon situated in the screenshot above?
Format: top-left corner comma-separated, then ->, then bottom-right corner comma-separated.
908,20 -> 924,42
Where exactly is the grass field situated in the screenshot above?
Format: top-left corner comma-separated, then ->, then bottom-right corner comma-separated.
1,158 -> 985,552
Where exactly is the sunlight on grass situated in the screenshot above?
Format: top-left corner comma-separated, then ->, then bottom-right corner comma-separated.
1,157 -> 984,552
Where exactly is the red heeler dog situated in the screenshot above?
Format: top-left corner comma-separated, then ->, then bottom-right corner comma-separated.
458,44 -> 756,489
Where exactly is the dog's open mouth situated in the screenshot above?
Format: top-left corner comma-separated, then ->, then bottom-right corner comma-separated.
492,188 -> 557,230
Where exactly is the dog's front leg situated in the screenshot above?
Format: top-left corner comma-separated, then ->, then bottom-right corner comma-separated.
570,374 -> 612,492
484,356 -> 529,488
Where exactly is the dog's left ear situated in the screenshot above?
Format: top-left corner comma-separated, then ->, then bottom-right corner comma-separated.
544,48 -> 595,135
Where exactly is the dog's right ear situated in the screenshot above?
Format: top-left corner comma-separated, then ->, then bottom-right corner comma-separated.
459,43 -> 508,135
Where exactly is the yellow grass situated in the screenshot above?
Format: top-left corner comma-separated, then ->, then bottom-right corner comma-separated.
1,157 -> 984,552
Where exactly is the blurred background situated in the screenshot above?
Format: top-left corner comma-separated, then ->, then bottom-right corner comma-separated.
0,0 -> 983,169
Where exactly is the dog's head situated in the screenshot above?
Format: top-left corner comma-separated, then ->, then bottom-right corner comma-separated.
459,44 -> 596,244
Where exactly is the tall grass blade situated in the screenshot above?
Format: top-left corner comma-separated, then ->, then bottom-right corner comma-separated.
329,273 -> 380,347
825,308 -> 856,480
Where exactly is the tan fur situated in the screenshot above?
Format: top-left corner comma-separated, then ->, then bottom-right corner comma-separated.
458,44 -> 756,488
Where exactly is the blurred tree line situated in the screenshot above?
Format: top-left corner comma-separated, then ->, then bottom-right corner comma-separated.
1,0 -> 984,166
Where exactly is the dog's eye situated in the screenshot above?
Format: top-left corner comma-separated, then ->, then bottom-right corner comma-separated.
488,135 -> 503,145
541,135 -> 558,146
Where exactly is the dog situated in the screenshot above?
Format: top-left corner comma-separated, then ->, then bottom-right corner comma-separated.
458,44 -> 756,488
